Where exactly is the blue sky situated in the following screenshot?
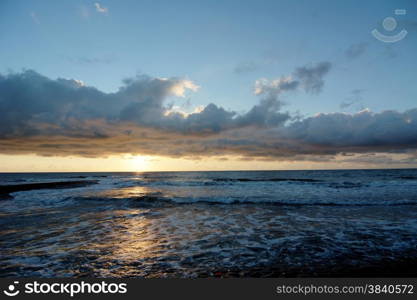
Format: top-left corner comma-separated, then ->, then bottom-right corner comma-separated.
1,0 -> 416,116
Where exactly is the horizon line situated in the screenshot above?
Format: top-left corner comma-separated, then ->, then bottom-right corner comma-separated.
1,166 -> 417,174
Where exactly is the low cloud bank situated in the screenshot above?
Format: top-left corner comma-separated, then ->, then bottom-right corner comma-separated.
1,63 -> 416,165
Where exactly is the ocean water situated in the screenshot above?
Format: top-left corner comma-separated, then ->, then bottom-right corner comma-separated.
1,169 -> 417,277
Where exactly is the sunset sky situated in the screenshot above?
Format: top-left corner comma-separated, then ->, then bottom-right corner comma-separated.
0,0 -> 417,172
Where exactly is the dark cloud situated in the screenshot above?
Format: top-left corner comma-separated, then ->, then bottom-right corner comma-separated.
293,61 -> 332,94
345,42 -> 368,59
254,61 -> 332,101
2,64 -> 416,164
241,61 -> 332,128
284,109 -> 417,148
0,69 -> 290,139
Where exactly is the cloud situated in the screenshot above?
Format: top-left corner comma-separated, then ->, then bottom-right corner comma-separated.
345,42 -> 368,59
254,61 -> 332,102
1,63 -> 416,166
284,109 -> 417,149
165,79 -> 199,97
0,70 -> 271,139
94,3 -> 108,14
293,61 -> 332,94
237,62 -> 332,129
254,76 -> 299,97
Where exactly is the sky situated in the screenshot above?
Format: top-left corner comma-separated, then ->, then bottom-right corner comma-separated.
0,0 -> 417,172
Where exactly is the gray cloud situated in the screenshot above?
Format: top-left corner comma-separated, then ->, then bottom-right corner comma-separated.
0,69 -> 291,140
254,76 -> 299,99
345,42 -> 368,59
293,61 -> 332,94
284,109 -> 417,149
2,63 -> 416,164
244,61 -> 332,128
254,61 -> 332,102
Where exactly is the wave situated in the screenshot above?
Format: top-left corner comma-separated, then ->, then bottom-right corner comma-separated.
113,177 -> 324,188
69,175 -> 108,179
71,194 -> 417,207
212,177 -> 322,183
398,176 -> 417,180
328,181 -> 366,188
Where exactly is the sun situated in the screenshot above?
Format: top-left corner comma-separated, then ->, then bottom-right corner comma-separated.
126,155 -> 150,172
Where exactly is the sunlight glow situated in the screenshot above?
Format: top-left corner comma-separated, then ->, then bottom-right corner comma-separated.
127,155 -> 150,172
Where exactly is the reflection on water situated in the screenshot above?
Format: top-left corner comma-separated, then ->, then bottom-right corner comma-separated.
84,186 -> 154,199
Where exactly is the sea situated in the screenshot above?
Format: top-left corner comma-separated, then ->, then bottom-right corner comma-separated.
1,169 -> 417,277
